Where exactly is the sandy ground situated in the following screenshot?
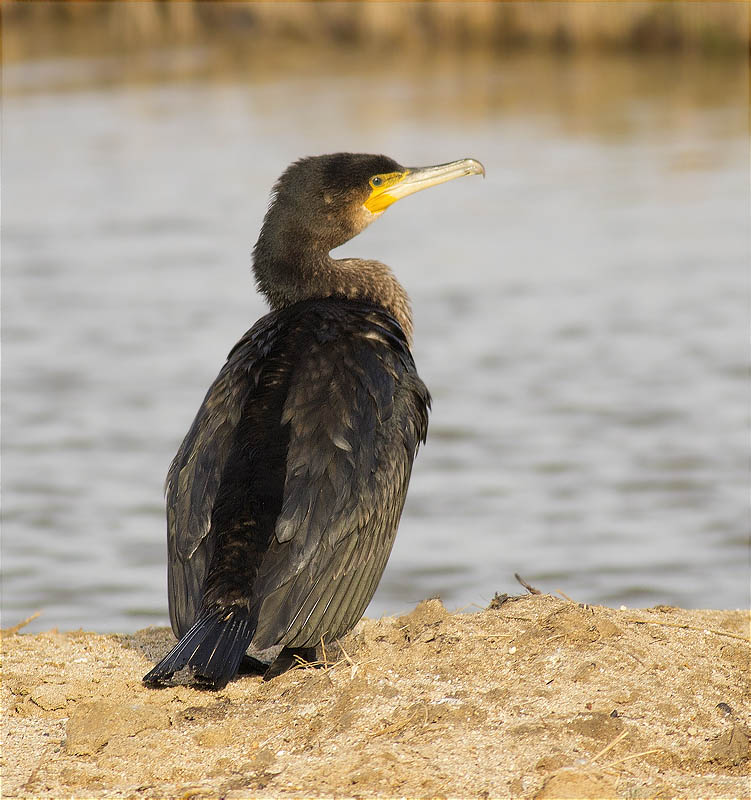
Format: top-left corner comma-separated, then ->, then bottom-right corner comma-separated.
2,594 -> 749,799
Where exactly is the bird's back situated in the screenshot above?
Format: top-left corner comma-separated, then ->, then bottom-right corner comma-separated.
165,297 -> 430,662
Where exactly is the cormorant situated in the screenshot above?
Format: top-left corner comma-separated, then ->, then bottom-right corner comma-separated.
143,153 -> 484,689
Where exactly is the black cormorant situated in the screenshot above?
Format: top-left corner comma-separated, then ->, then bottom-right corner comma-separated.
143,153 -> 484,689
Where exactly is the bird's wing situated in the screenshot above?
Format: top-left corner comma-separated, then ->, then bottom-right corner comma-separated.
166,315 -> 281,637
250,307 -> 430,649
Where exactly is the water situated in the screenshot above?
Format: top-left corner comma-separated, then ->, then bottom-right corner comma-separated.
3,50 -> 748,633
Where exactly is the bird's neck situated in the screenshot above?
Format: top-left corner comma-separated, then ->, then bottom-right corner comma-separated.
253,243 -> 414,345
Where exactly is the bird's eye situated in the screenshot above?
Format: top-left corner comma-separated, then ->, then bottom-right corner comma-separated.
371,176 -> 383,187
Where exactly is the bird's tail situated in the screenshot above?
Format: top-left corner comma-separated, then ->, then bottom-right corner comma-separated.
143,606 -> 255,690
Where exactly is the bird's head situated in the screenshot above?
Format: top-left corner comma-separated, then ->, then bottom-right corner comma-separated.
253,152 -> 484,327
261,152 -> 485,253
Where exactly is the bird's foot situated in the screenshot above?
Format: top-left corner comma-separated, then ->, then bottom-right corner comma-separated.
263,646 -> 318,681
238,655 -> 269,675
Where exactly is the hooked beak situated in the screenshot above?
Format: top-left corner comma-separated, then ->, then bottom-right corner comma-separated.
365,158 -> 485,214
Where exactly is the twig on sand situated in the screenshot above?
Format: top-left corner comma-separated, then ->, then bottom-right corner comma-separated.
320,636 -> 328,669
513,574 -> 582,606
590,729 -> 630,763
336,642 -> 361,679
623,617 -> 751,644
514,573 -> 542,595
2,611 -> 41,636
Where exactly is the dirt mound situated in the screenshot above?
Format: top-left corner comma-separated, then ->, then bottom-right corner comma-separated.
2,595 -> 749,798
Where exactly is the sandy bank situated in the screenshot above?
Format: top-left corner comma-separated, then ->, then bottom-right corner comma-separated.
2,595 -> 749,798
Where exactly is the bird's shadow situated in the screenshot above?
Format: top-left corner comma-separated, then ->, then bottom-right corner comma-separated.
126,625 -> 175,665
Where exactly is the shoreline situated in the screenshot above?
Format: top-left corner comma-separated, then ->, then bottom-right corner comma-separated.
3,595 -> 749,798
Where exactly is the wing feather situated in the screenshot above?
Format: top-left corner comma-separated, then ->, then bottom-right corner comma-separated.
250,309 -> 429,649
166,315 -> 284,637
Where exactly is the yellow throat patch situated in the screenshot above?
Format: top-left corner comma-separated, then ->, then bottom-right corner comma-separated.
364,171 -> 410,214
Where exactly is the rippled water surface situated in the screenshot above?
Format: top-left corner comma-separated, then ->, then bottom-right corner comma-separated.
3,50 -> 748,632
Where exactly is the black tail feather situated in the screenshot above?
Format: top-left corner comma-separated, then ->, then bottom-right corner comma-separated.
143,607 -> 255,690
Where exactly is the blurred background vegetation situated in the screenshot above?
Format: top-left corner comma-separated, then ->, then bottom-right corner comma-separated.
3,1 -> 748,67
